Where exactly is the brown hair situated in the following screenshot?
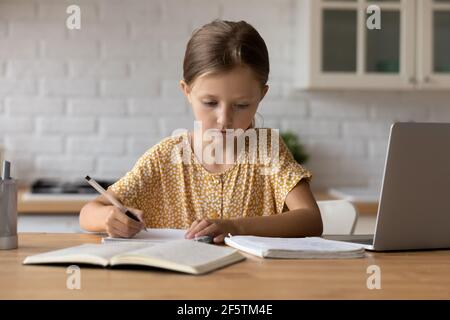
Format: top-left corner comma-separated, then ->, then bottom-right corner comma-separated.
183,20 -> 269,88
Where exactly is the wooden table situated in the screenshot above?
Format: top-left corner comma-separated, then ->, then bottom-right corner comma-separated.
1,233 -> 449,299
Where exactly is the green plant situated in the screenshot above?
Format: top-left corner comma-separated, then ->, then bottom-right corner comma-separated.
280,131 -> 309,164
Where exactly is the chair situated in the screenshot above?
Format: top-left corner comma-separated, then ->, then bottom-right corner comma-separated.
317,200 -> 358,235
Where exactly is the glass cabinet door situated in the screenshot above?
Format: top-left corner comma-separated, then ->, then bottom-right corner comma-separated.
299,0 -> 448,89
321,0 -> 358,73
317,0 -> 414,89
433,2 -> 450,74
322,9 -> 358,72
365,9 -> 401,74
418,0 -> 450,88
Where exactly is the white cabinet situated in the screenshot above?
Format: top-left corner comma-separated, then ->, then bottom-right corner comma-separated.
417,0 -> 450,89
295,0 -> 450,90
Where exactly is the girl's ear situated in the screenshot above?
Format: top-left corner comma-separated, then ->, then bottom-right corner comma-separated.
180,80 -> 191,98
180,80 -> 192,104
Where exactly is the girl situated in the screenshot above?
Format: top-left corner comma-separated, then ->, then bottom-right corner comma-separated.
79,20 -> 323,243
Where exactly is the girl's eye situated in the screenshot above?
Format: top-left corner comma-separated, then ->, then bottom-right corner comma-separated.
202,102 -> 249,108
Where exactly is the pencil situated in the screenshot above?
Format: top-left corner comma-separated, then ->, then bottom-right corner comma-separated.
85,176 -> 147,232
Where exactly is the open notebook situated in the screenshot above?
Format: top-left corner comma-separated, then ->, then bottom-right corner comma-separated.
224,236 -> 366,259
23,240 -> 245,275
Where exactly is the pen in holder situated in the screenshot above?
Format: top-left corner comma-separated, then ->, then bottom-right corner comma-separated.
0,161 -> 18,250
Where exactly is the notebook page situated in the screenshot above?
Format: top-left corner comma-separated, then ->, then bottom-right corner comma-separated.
23,243 -> 147,265
113,240 -> 242,270
102,228 -> 186,244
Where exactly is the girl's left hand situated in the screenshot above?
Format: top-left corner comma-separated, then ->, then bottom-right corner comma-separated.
185,218 -> 238,244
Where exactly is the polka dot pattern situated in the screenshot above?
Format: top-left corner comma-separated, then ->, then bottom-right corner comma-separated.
110,129 -> 312,229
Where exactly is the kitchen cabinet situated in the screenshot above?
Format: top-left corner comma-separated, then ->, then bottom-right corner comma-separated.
295,0 -> 450,89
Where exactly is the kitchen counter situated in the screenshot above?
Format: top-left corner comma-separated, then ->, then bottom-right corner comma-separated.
18,188 -> 379,215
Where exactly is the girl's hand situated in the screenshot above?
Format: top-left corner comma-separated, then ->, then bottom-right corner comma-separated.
185,218 -> 238,244
104,206 -> 145,238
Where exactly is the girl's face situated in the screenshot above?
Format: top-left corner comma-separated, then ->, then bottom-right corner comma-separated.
180,66 -> 268,134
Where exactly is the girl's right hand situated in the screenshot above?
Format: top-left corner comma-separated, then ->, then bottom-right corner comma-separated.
104,206 -> 145,238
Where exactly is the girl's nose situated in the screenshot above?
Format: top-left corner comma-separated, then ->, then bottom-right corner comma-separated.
216,105 -> 233,128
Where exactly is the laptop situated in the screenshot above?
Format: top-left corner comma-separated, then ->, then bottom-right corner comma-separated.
324,122 -> 450,251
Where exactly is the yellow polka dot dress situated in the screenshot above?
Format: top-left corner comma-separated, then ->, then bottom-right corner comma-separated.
110,128 -> 312,229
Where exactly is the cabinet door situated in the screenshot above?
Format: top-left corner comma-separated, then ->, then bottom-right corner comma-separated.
304,0 -> 416,89
417,0 -> 450,89
365,3 -> 401,74
321,7 -> 358,73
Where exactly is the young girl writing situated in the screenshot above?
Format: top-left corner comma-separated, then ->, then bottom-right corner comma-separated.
79,20 -> 323,243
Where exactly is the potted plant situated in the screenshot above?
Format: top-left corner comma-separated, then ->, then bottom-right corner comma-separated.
280,131 -> 309,165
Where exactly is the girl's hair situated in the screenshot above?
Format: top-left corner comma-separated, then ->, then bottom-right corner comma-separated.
183,19 -> 270,88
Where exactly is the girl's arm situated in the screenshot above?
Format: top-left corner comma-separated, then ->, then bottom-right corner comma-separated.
234,179 -> 323,237
185,179 -> 323,243
79,190 -> 145,237
79,194 -> 115,232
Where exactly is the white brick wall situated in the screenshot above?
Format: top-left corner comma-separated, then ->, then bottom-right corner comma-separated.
6,97 -> 65,115
0,117 -> 34,134
5,136 -> 64,153
35,155 -> 95,175
42,78 -> 97,96
0,79 -> 37,95
36,117 -> 96,134
99,118 -> 159,136
0,0 -> 449,193
7,60 -> 66,77
67,98 -> 126,115
0,1 -> 36,19
67,136 -> 125,155
0,40 -> 38,58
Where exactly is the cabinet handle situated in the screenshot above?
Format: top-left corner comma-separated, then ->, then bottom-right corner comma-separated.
409,77 -> 417,84
423,76 -> 431,83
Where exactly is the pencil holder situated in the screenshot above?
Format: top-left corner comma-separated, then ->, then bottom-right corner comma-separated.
0,166 -> 18,250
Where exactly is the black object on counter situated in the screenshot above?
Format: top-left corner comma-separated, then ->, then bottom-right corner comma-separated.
30,178 -> 115,194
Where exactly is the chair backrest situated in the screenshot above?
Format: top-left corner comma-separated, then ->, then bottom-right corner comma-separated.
317,200 -> 358,235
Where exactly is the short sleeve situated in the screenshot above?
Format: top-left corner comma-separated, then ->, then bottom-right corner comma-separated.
269,137 -> 312,214
109,147 -> 160,210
